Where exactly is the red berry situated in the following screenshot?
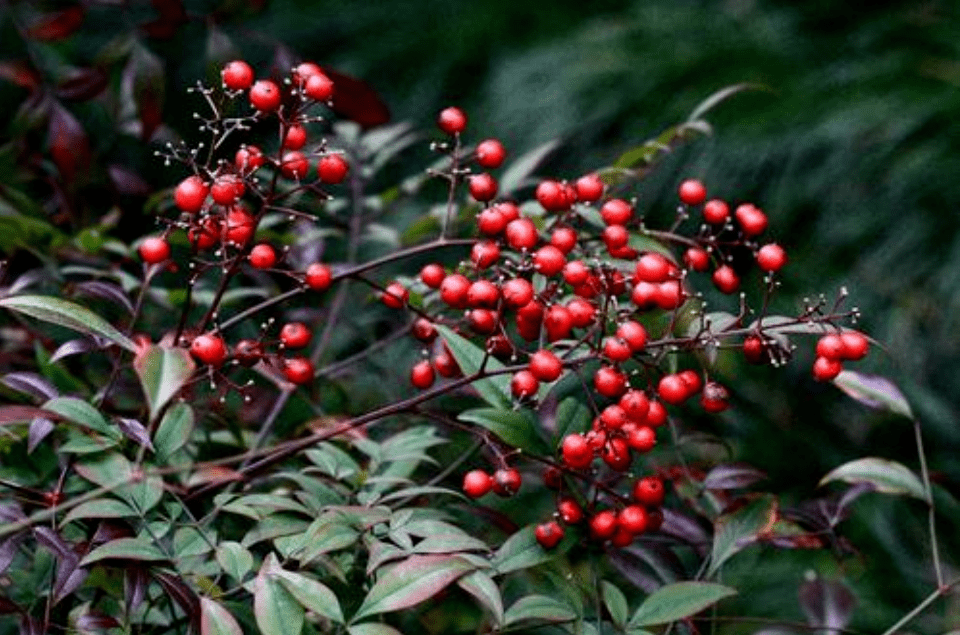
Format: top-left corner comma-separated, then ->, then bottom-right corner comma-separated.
703,199 -> 729,224
493,201 -> 520,223
616,321 -> 647,352
529,349 -> 563,382
492,468 -> 522,496
467,279 -> 499,307
411,318 -> 438,343
511,370 -> 540,398
658,374 -> 688,405
410,360 -> 436,389
305,263 -> 332,291
224,207 -> 256,246
700,381 -> 730,413
440,274 -> 471,308
602,224 -> 629,250
283,124 -> 308,150
221,60 -> 254,90
211,174 -> 244,205
561,433 -> 593,469
735,203 -> 767,236
462,469 -> 492,498
190,333 -> 228,367
280,151 -> 309,179
487,334 -> 513,358
618,505 -> 648,535
437,107 -> 467,135
610,527 -> 634,548
626,425 -> 656,452
419,263 -> 445,289
535,521 -> 564,549
589,510 -> 618,540
248,243 -> 277,269
233,339 -> 264,367
566,298 -> 596,328
505,218 -> 538,251
620,389 -> 650,421
174,175 -> 209,213
633,476 -> 665,507
684,247 -> 710,271
475,138 -> 506,168
550,226 -> 578,254
477,207 -> 507,236
678,369 -> 702,396
594,366 -> 627,398
812,356 -> 843,381
189,217 -> 220,250
536,179 -> 568,212
292,62 -> 323,86
501,278 -> 534,308
381,282 -> 408,309
646,401 -> 667,427
816,334 -> 846,361
757,243 -> 787,272
533,245 -> 566,277
840,331 -> 869,361
679,179 -> 707,205
603,337 -> 632,363
434,349 -> 461,378
575,173 -> 604,202
655,280 -> 685,310
468,308 -> 497,334
304,73 -> 334,101
279,322 -> 311,349
139,236 -> 170,264
249,79 -> 282,112
558,498 -> 583,524
635,252 -> 673,283
600,404 -> 628,430
470,240 -> 500,269
544,305 -> 573,341
468,173 -> 498,202
602,437 -> 632,471
600,199 -> 632,225
235,145 -> 265,173
563,260 -> 590,286
743,334 -> 766,364
712,264 -> 740,294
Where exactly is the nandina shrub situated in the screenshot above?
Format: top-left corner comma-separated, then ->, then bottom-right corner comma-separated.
0,58 -> 945,635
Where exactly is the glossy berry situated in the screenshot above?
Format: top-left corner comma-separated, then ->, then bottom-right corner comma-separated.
280,151 -> 309,179
440,274 -> 471,308
703,198 -> 729,224
381,282 -> 408,309
211,174 -> 244,205
603,337 -> 632,363
535,179 -> 568,212
700,381 -> 730,413
283,357 -> 314,384
646,401 -> 668,427
475,138 -> 506,168
620,389 -> 650,421
812,356 -> 842,381
600,404 -> 628,430
602,225 -> 629,250
467,309 -> 497,334
174,175 -> 208,213
292,62 -> 323,85
433,349 -> 461,378
734,203 -> 768,236
477,207 -> 507,236
224,207 -> 256,245
618,505 -> 648,535
816,334 -> 846,360
684,247 -> 710,272
600,199 -> 632,225
468,173 -> 498,202
589,510 -> 619,540
139,236 -> 170,264
678,179 -> 707,205
492,468 -> 522,496
550,226 -> 578,254
575,173 -> 604,202
535,521 -> 564,549
281,124 -> 307,150
635,253 -> 673,284
470,240 -> 500,271
467,279 -> 499,308
189,217 -> 220,250
221,60 -> 254,90
757,243 -> 787,272
743,334 -> 766,364
233,339 -> 264,367
557,498 -> 583,524
304,73 -> 335,101
305,263 -> 332,291
410,360 -> 435,389
511,370 -> 539,399
235,145 -> 265,172
616,321 -> 647,352
562,433 -> 593,469
840,331 -> 869,360
533,245 -> 566,277
544,305 -> 573,341
497,278 -> 531,309
437,107 -> 467,135
419,263 -> 446,288
678,369 -> 702,396
249,79 -> 282,112
594,366 -> 627,398
563,260 -> 590,286
529,350 -> 563,382
658,374 -> 688,405
633,476 -> 665,507
712,264 -> 740,294
411,318 -> 438,343
248,243 -> 277,269
279,322 -> 311,349
505,218 -> 538,250
190,333 -> 228,367
462,469 -> 492,498
626,425 -> 656,452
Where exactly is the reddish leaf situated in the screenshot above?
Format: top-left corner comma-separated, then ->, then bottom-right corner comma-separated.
141,0 -> 187,39
0,405 -> 61,426
0,61 -> 41,92
125,45 -> 165,141
0,595 -> 20,614
322,67 -> 390,128
353,554 -> 475,620
28,417 -> 55,453
75,612 -> 121,630
702,464 -> 767,490
107,165 -> 151,196
48,102 -> 90,184
27,6 -> 85,42
155,571 -> 200,628
56,68 -> 108,102
798,577 -> 856,631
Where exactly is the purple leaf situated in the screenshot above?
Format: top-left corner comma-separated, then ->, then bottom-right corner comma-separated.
75,611 -> 121,630
19,614 -> 42,635
48,102 -> 90,184
72,281 -> 134,315
798,577 -> 856,631
28,417 -> 55,453
50,338 -> 99,363
116,417 -> 153,451
833,370 -> 913,419
0,534 -> 26,575
55,67 -> 108,102
0,505 -> 25,523
703,464 -> 767,490
1,372 -> 58,401
53,553 -> 86,605
660,509 -> 710,554
125,568 -> 148,613
33,526 -> 72,561
6,269 -> 48,296
107,165 -> 150,196
607,544 -> 684,593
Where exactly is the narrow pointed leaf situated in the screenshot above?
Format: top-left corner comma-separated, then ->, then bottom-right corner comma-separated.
275,569 -> 345,624
833,371 -> 913,419
134,344 -> 195,422
708,494 -> 776,576
43,397 -> 119,440
459,408 -> 547,453
491,526 -> 554,575
820,457 -> 926,500
255,555 -> 304,635
436,325 -> 510,408
80,538 -> 166,566
200,597 -> 243,635
353,554 -> 474,621
629,582 -> 736,627
504,595 -> 577,625
602,581 -> 629,629
457,571 -> 504,626
0,295 -> 136,351
153,403 -> 194,463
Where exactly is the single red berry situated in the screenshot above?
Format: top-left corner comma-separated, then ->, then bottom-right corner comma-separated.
190,333 -> 228,367
757,243 -> 787,272
561,433 -> 593,469
280,151 -> 309,179
189,216 -> 221,250
433,349 -> 461,378
618,505 -> 648,535
139,236 -> 171,264
501,277 -> 534,308
419,263 -> 445,289
233,339 -> 264,367
493,468 -> 522,496
600,199 -> 632,226
678,369 -> 702,396
566,298 -> 596,328
533,245 -> 566,277
655,280 -> 685,310
610,527 -> 634,548
174,175 -> 209,213
221,60 -> 254,90
535,521 -> 564,549
700,381 -> 730,413
557,498 -> 583,524
487,334 -> 513,358
467,308 -> 498,334
633,476 -> 665,506
603,337 -> 632,363
635,252 -> 673,284
410,360 -> 436,389
248,243 -> 277,269
575,173 -> 604,202
543,467 -> 563,489
616,320 -> 647,352
494,201 -> 520,223
305,263 -> 332,291
735,203 -> 768,236
470,240 -> 500,269
462,469 -> 492,498
304,73 -> 335,101
812,356 -> 843,381
475,138 -> 506,168
477,207 -> 507,236
563,260 -> 590,286
529,349 -> 563,382
284,357 -> 314,384
249,79 -> 282,112
411,318 -> 438,343
816,334 -> 846,361
620,389 -> 650,421
437,106 -> 467,135
544,304 -> 573,341
235,145 -> 265,173
440,273 -> 471,308
467,279 -> 499,308
703,198 -> 729,224
626,425 -> 656,452
292,62 -> 323,86
678,179 -> 707,205
840,331 -> 869,361
602,224 -> 629,250
589,510 -> 619,540
684,247 -> 710,271
211,174 -> 244,205
600,404 -> 628,430
646,400 -> 668,427
712,264 -> 740,294
279,322 -> 311,349
550,226 -> 578,254
536,179 -> 568,212
283,124 -> 308,150
511,369 -> 540,398
468,173 -> 498,202
658,373 -> 688,405
743,334 -> 766,364
505,218 -> 538,250
381,282 -> 408,309
594,366 -> 627,398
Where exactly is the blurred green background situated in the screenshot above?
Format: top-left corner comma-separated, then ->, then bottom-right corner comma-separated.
3,0 -> 960,629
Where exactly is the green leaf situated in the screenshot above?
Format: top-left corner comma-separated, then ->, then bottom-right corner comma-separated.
348,624 -> 403,635
629,582 -> 737,627
200,597 -> 243,635
554,397 -> 591,443
61,498 -> 136,526
0,295 -> 136,352
153,403 -> 194,463
457,571 -> 504,627
80,537 -> 167,566
436,325 -> 511,408
820,457 -> 926,500
686,83 -> 764,122
133,344 -> 195,423
832,371 -> 914,420
174,526 -> 215,558
353,554 -> 475,622
499,138 -> 560,196
504,595 -> 577,625
602,581 -> 629,629
42,397 -> 120,440
275,569 -> 345,624
708,494 -> 776,576
295,519 -> 360,563
491,526 -> 554,575
216,541 -> 254,582
255,555 -> 305,635
458,408 -> 547,453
